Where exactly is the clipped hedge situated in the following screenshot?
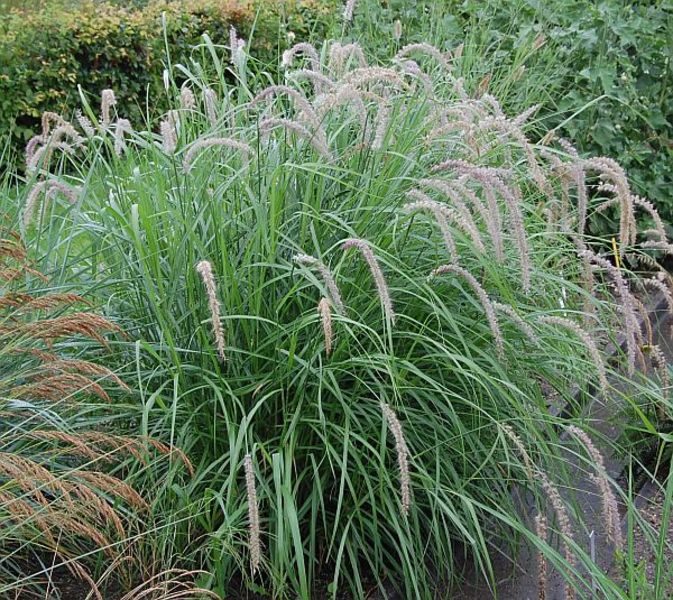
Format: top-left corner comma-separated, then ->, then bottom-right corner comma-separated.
0,0 -> 337,164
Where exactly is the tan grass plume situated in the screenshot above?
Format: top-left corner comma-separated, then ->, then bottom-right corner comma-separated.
380,402 -> 411,515
318,297 -> 333,355
196,260 -> 226,362
244,453 -> 262,574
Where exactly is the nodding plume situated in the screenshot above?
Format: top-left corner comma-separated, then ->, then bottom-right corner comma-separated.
314,84 -> 375,129
328,42 -> 367,76
243,453 -> 262,575
641,273 -> 673,319
493,302 -> 539,344
160,118 -> 177,155
412,184 -> 486,253
511,103 -> 541,127
380,402 -> 411,515
429,264 -> 504,359
229,26 -> 246,64
342,238 -> 395,324
76,111 -> 96,138
648,344 -> 670,398
180,86 -> 196,110
580,250 -> 641,376
40,112 -> 70,137
633,196 -> 667,242
282,42 -> 321,74
393,20 -> 402,41
343,0 -> 358,22
433,162 -> 531,292
372,102 -> 392,150
251,85 -> 323,131
113,119 -> 133,157
182,137 -> 252,173
555,139 -> 588,234
259,118 -> 332,161
340,67 -> 404,89
26,142 -> 73,174
584,157 -> 637,254
26,125 -> 82,172
475,116 -> 552,198
285,69 -> 336,99
293,254 -> 344,313
47,123 -> 85,148
538,315 -> 609,396
195,260 -> 226,362
399,59 -> 435,97
318,298 -> 333,355
24,180 -> 80,227
100,89 -> 116,127
395,42 -> 452,71
286,69 -> 335,95
566,425 -> 623,553
403,192 -> 458,262
25,135 -> 46,167
203,88 -> 218,126
452,176 -> 504,260
501,423 -> 535,479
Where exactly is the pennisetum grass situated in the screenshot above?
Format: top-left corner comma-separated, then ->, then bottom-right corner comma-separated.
343,0 -> 358,23
195,260 -> 226,362
4,32 -> 669,600
380,402 -> 411,516
100,89 -> 116,127
567,425 -> 623,554
243,453 -> 262,575
342,237 -> 395,324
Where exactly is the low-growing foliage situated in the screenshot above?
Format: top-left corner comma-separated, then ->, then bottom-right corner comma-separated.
6,24 -> 672,598
0,229 -> 197,596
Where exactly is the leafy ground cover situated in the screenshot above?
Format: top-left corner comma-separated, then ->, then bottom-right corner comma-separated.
0,1 -> 672,598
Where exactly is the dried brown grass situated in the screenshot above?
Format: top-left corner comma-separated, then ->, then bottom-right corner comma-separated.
0,231 -> 192,595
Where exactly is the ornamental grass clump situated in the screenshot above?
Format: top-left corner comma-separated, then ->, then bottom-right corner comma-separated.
8,34 -> 670,599
0,231 -> 192,597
